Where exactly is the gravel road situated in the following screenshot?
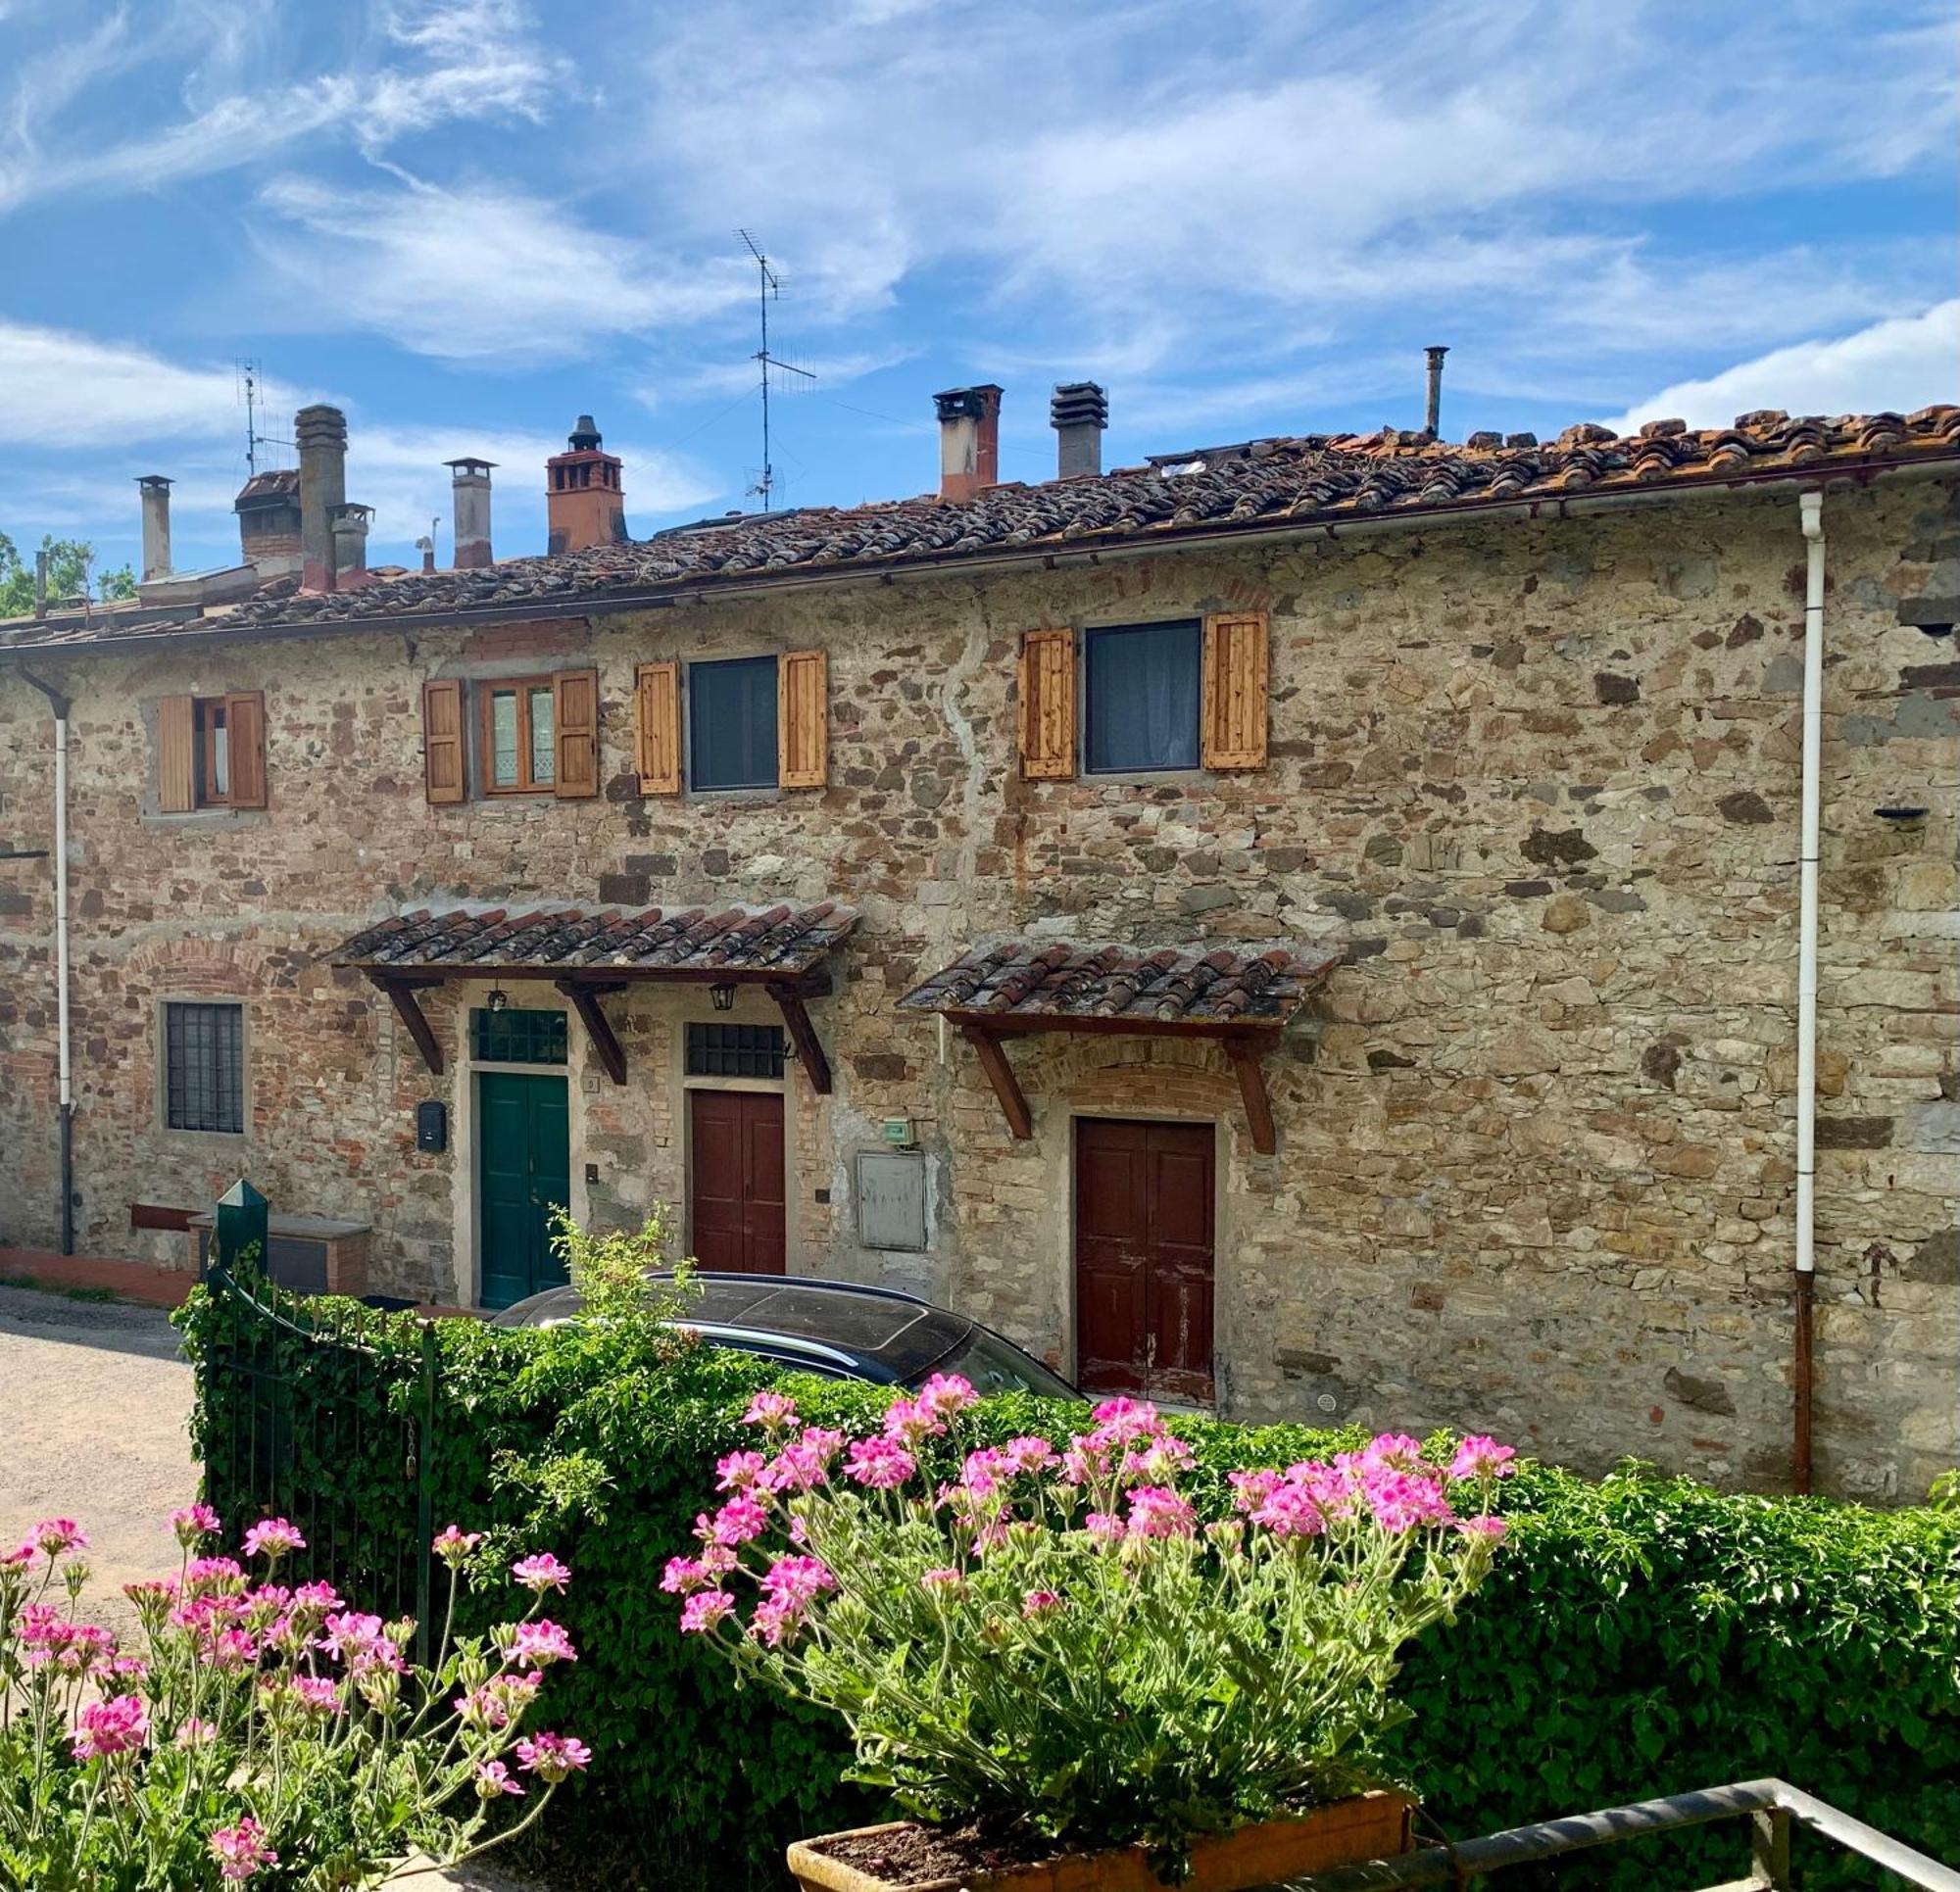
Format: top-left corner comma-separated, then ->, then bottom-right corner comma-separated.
0,1284 -> 198,1603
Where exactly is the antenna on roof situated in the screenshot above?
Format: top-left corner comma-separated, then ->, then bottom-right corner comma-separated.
236,360 -> 292,475
738,229 -> 814,511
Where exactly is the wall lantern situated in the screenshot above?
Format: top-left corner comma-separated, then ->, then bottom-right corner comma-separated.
710,983 -> 737,1011
485,987 -> 510,1013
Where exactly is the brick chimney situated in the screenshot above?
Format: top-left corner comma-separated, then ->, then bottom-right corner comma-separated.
235,470 -> 302,577
446,458 -> 494,568
935,385 -> 1003,502
546,415 -> 625,554
1049,383 -> 1107,480
136,475 -> 172,580
331,503 -> 372,589
295,404 -> 348,590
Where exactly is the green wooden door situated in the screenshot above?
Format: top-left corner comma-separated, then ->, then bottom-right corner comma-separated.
478,1072 -> 570,1310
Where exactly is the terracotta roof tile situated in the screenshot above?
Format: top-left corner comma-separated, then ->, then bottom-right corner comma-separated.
7,407 -> 1954,653
332,900 -> 855,977
897,938 -> 1341,1029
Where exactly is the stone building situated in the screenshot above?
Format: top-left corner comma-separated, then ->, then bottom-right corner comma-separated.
2,396 -> 1956,1503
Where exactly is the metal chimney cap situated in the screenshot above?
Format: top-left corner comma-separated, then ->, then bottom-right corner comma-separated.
135,474 -> 174,490
567,414 -> 603,450
1050,382 -> 1109,429
444,457 -> 497,474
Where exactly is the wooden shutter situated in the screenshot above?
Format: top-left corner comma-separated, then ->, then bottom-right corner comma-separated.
224,690 -> 267,809
778,649 -> 828,789
422,679 -> 466,805
1200,610 -> 1269,770
1017,628 -> 1076,780
553,667 -> 600,799
158,695 -> 196,812
635,661 -> 681,795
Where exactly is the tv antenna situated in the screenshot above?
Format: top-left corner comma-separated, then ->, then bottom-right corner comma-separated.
739,229 -> 813,510
236,361 -> 291,475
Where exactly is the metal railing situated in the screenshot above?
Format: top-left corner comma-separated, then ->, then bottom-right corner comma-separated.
1284,1779 -> 1960,1890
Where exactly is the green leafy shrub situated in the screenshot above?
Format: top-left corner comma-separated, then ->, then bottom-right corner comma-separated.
176,1285 -> 1960,1890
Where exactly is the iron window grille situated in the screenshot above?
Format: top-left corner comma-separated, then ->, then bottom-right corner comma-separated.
472,1008 -> 567,1065
686,1023 -> 786,1079
165,1001 -> 245,1134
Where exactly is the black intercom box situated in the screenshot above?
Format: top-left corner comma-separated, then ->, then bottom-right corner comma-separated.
416,1100 -> 447,1153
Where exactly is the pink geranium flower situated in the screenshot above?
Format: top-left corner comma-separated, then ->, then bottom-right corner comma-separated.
920,1567 -> 966,1598
512,1552 -> 571,1594
1448,1435 -> 1518,1481
431,1525 -> 482,1564
515,1731 -> 593,1782
241,1518 -> 306,1563
71,1694 -> 147,1761
1457,1514 -> 1509,1544
171,1503 -> 220,1547
173,1716 -> 218,1748
506,1619 -> 578,1668
741,1389 -> 799,1433
474,1760 -> 525,1798
844,1434 -> 915,1489
209,1818 -> 277,1882
679,1590 -> 735,1633
760,1555 -> 836,1612
32,1518 -> 87,1559
1125,1486 -> 1197,1539
698,1495 -> 769,1546
916,1372 -> 978,1419
715,1449 -> 767,1491
1021,1589 -> 1064,1619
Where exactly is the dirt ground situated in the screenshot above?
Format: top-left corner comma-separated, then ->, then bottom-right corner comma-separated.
0,1282 -> 551,1891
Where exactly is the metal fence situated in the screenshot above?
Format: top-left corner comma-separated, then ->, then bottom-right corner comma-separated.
1283,1778 -> 1960,1891
196,1258 -> 437,1660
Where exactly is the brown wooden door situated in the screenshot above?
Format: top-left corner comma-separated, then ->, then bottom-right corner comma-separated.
1074,1118 -> 1215,1403
690,1091 -> 786,1274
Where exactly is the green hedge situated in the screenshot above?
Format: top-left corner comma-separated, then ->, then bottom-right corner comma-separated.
176,1285 -> 1960,1890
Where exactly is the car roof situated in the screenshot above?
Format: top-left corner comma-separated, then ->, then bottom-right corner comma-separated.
496,1272 -> 972,1383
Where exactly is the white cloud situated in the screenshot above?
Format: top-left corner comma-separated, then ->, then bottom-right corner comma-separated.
0,320 -> 302,446
1604,301 -> 1960,433
252,174 -> 752,364
0,0 -> 566,213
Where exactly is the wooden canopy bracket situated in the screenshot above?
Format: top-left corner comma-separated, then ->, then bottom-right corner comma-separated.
370,973 -> 445,1076
961,1024 -> 1033,1140
555,979 -> 628,1087
1222,1031 -> 1281,1155
766,983 -> 833,1095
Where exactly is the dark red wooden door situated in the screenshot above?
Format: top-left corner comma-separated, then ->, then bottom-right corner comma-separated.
1074,1118 -> 1215,1403
690,1091 -> 786,1275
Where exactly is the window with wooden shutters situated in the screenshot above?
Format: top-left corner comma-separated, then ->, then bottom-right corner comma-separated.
778,649 -> 827,789
553,667 -> 599,799
422,679 -> 466,804
158,695 -> 196,812
689,655 -> 778,792
224,691 -> 267,809
159,693 -> 266,810
1200,611 -> 1269,770
635,661 -> 681,795
1017,628 -> 1076,780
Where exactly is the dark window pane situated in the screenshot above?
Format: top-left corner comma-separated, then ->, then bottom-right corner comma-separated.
472,1008 -> 567,1065
165,1001 -> 244,1134
690,656 -> 778,791
1084,621 -> 1200,773
686,1023 -> 786,1079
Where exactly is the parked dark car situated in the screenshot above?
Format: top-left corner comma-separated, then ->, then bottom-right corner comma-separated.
486,1271 -> 1079,1398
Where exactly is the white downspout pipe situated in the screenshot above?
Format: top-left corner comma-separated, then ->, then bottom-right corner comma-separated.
1793,489 -> 1825,1490
19,669 -> 74,1254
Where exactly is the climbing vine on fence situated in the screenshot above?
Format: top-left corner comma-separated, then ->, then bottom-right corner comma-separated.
176,1285 -> 1960,1891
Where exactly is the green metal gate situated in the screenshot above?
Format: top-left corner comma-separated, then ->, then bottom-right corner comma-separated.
194,1258 -> 437,1659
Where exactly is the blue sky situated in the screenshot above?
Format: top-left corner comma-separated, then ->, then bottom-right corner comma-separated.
0,0 -> 1954,582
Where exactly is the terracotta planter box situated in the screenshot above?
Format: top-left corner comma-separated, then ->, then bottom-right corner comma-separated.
787,1792 -> 1414,1892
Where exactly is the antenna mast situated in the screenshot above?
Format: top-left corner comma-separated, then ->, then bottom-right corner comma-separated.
739,229 -> 813,510
238,361 -> 263,475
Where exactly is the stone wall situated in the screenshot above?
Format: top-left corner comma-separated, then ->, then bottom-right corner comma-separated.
1,472 -> 1953,1500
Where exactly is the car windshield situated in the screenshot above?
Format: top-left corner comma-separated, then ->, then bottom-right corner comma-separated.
918,1325 -> 1077,1399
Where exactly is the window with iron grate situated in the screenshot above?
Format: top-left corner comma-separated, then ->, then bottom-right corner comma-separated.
686,1023 -> 786,1079
472,1008 -> 567,1065
165,1001 -> 245,1134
